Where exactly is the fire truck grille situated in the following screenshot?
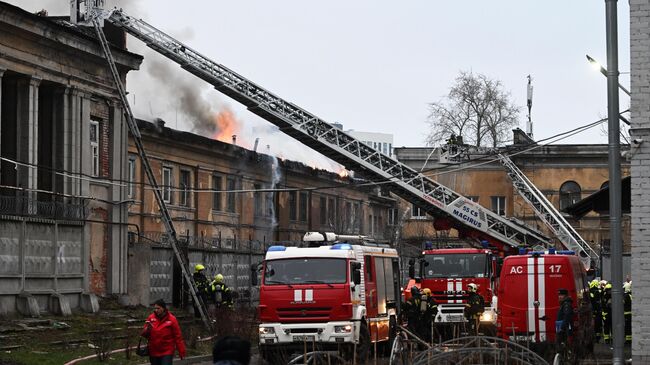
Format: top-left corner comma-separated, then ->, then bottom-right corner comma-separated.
277,307 -> 332,319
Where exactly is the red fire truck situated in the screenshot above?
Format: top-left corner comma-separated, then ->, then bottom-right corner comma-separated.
256,233 -> 400,361
497,250 -> 593,356
405,247 -> 498,333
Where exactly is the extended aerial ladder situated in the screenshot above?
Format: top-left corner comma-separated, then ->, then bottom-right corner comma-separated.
75,2 -> 548,265
498,154 -> 599,269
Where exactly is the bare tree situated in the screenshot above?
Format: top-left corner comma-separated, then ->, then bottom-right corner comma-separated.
426,71 -> 520,147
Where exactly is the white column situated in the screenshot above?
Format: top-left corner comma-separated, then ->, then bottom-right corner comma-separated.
109,102 -> 129,294
0,68 -> 5,181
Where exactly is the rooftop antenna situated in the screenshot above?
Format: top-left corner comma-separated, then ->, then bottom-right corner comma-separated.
70,0 -> 107,26
526,75 -> 534,138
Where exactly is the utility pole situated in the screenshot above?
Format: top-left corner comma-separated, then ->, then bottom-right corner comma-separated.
526,75 -> 533,138
605,0 -> 624,363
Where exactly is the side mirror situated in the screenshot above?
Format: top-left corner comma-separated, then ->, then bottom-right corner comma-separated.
351,262 -> 362,285
250,263 -> 260,286
408,259 -> 415,279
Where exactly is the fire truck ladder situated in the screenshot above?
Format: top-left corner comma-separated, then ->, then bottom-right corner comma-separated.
498,154 -> 599,269
85,6 -> 548,252
80,7 -> 212,330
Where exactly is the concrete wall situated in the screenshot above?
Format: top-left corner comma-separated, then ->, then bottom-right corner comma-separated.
630,0 -> 650,360
0,220 -> 83,315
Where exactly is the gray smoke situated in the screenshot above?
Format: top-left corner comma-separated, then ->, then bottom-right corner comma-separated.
145,57 -> 219,136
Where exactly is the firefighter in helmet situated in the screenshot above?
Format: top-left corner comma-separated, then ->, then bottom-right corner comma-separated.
192,264 -> 210,318
210,273 -> 233,308
624,281 -> 632,344
589,279 -> 603,343
601,281 -> 613,344
421,288 -> 438,342
464,283 -> 485,335
556,288 -> 574,355
404,286 -> 427,340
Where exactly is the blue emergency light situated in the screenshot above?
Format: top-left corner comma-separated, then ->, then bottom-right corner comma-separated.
268,245 -> 287,251
519,248 -> 528,255
556,250 -> 576,255
331,243 -> 352,250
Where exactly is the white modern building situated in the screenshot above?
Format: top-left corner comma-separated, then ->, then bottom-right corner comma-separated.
346,130 -> 394,158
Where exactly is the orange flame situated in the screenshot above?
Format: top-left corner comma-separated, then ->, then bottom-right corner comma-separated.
338,168 -> 349,178
211,107 -> 241,144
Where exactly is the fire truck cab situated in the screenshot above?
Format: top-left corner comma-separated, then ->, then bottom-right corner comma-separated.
257,233 -> 400,360
405,248 -> 498,332
497,250 -> 593,356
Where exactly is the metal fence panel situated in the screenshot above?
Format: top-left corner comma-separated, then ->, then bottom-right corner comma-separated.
0,222 -> 21,275
57,226 -> 83,274
24,224 -> 54,275
150,247 -> 174,303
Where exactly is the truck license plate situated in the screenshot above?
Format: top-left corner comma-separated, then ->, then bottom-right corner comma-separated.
293,335 -> 315,342
447,314 -> 465,322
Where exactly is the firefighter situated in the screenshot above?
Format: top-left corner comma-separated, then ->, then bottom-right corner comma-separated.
589,279 -> 603,343
624,281 -> 632,344
404,286 -> 426,339
464,283 -> 484,335
421,288 -> 438,342
210,273 -> 233,308
601,282 -> 612,344
556,289 -> 574,356
192,264 -> 210,318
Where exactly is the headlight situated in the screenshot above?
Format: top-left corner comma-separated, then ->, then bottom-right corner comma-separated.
334,325 -> 353,333
259,327 -> 275,334
480,311 -> 494,322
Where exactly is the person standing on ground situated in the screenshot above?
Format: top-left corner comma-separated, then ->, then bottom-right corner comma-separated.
464,283 -> 484,335
588,279 -> 602,343
624,281 -> 632,344
141,299 -> 186,365
210,273 -> 233,308
555,288 -> 574,359
193,264 -> 210,318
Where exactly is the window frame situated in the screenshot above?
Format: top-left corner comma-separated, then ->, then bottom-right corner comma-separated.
162,166 -> 172,203
212,174 -> 222,212
490,196 -> 506,216
90,120 -> 100,177
127,156 -> 136,199
179,169 -> 191,207
226,176 -> 237,213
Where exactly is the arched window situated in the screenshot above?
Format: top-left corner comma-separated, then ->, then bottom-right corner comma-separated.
559,181 -> 582,210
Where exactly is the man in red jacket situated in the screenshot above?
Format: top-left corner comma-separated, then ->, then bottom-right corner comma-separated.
142,299 -> 187,365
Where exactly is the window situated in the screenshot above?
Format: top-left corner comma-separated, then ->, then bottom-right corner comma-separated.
226,176 -> 236,213
299,192 -> 308,222
179,170 -> 190,206
411,203 -> 426,219
559,181 -> 582,210
388,143 -> 392,156
491,196 -> 506,216
288,191 -> 297,221
90,120 -> 100,177
212,175 -> 222,211
162,166 -> 172,203
320,197 -> 327,225
128,156 -> 136,199
328,198 -> 336,226
388,208 -> 398,225
254,184 -> 263,216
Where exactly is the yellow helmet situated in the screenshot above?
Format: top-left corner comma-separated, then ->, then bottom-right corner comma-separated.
589,279 -> 599,288
422,288 -> 432,296
194,264 -> 205,273
214,273 -> 224,283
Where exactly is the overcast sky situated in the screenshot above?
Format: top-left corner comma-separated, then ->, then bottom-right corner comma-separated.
9,1 -> 631,169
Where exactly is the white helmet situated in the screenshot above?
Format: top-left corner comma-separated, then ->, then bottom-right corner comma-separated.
623,281 -> 632,293
468,283 -> 478,292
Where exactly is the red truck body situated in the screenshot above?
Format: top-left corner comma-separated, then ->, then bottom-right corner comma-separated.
497,251 -> 593,354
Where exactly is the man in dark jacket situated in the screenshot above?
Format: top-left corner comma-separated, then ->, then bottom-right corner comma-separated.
464,283 -> 484,335
588,279 -> 602,343
556,288 -> 574,346
192,264 -> 210,318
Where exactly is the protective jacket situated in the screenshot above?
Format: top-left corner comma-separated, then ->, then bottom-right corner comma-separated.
141,311 -> 186,358
211,281 -> 233,307
465,292 -> 485,319
193,271 -> 210,294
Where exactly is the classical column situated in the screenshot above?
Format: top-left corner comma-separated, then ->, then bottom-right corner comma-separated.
16,76 -> 41,209
0,68 -> 5,181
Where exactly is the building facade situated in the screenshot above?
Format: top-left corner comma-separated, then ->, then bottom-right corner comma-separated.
630,0 -> 650,359
346,130 -> 395,158
394,133 -> 631,257
0,3 -> 141,315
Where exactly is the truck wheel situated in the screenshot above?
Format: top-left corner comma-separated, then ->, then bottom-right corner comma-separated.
356,322 -> 370,362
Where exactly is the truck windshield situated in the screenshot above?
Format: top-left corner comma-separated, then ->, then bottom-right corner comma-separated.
423,254 -> 487,278
264,258 -> 347,285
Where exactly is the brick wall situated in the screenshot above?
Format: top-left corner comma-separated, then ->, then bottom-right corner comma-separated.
90,101 -> 111,178
630,0 -> 650,361
89,207 -> 109,295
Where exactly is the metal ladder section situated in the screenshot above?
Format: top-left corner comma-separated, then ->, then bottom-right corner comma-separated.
101,8 -> 549,250
498,154 -> 599,269
90,18 -> 213,330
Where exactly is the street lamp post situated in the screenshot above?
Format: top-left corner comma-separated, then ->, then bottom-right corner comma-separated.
604,1 -> 624,364
586,54 -> 631,96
